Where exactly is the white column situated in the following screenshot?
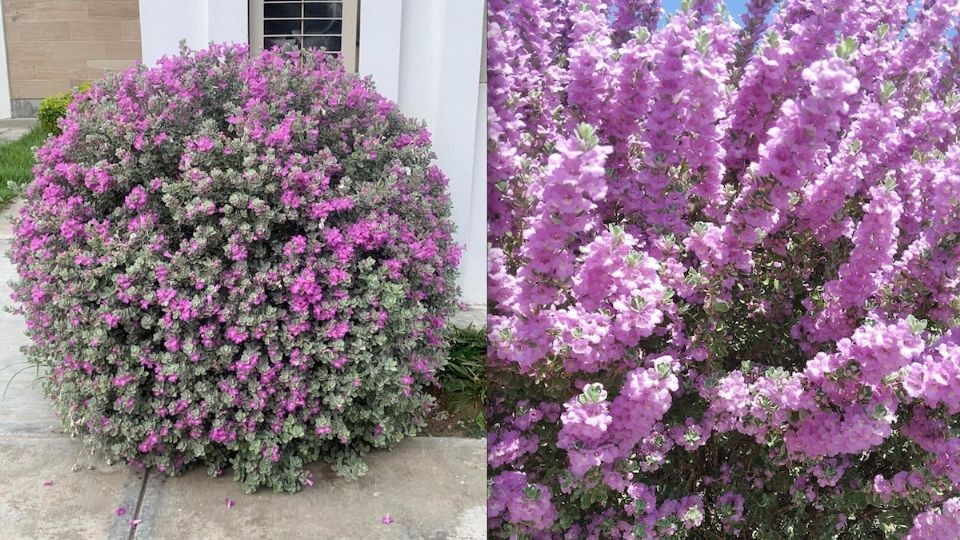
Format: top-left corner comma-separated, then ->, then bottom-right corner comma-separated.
139,0 -> 249,66
138,0 -> 208,65
395,0 -> 442,126
464,80 -> 488,306
358,0 -> 403,101
0,0 -> 12,118
208,0 -> 249,45
431,0 -> 485,306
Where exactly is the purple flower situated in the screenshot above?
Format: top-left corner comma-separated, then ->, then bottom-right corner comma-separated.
193,136 -> 214,152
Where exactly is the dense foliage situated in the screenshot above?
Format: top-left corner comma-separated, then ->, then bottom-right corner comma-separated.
11,44 -> 460,493
443,325 -> 489,435
487,0 -> 960,537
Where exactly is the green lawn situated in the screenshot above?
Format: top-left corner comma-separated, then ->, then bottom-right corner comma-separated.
436,325 -> 487,437
0,127 -> 46,207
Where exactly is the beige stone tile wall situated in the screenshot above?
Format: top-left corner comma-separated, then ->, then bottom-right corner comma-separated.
3,0 -> 141,99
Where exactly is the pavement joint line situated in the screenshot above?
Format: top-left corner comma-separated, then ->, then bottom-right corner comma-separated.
128,469 -> 151,540
0,428 -> 63,437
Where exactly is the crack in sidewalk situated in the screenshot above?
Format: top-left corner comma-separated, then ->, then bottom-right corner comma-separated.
127,469 -> 151,540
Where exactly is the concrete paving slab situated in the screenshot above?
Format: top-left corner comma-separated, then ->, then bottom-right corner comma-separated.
0,237 -> 60,436
133,437 -> 486,540
0,437 -> 147,540
0,199 -> 22,239
0,127 -> 28,142
0,118 -> 37,130
451,304 -> 485,329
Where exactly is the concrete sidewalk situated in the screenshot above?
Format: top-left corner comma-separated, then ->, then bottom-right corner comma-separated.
0,117 -> 36,142
0,201 -> 486,540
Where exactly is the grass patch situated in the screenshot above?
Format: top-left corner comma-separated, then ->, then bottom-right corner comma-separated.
0,127 -> 46,207
431,325 -> 487,437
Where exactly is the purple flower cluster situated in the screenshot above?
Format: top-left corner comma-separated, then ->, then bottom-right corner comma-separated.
488,0 -> 960,537
11,44 -> 460,492
906,498 -> 960,540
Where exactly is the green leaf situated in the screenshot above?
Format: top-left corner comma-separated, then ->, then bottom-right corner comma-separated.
835,36 -> 858,60
579,382 -> 607,404
906,314 -> 927,335
695,31 -> 712,55
575,123 -> 600,150
880,81 -> 897,103
876,23 -> 889,40
655,358 -> 672,377
870,404 -> 887,420
884,174 -> 897,192
768,31 -> 780,48
607,223 -> 626,244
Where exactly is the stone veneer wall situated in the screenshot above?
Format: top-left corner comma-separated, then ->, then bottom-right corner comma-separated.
3,0 -> 140,116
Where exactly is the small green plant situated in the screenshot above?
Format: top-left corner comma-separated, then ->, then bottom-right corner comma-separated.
37,82 -> 90,135
440,325 -> 487,435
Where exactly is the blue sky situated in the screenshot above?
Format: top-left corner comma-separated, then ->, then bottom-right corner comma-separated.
661,0 -> 750,19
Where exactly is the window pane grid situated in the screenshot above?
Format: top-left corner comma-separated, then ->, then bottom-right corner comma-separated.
253,0 -> 355,68
262,1 -> 344,52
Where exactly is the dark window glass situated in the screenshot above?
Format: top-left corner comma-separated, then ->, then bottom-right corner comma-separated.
264,19 -> 301,35
304,19 -> 341,35
264,36 -> 302,49
264,3 -> 302,18
304,2 -> 342,18
303,35 -> 341,51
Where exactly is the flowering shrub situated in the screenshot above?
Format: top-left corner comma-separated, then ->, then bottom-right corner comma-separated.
488,0 -> 960,537
10,44 -> 460,493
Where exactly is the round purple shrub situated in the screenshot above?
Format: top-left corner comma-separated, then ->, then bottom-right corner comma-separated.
10,44 -> 460,492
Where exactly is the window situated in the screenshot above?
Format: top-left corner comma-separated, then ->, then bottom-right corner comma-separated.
249,0 -> 359,71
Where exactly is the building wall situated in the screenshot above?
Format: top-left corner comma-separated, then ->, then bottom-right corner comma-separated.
3,0 -> 141,115
359,0 -> 486,306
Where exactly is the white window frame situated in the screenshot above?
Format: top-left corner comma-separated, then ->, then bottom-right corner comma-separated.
249,0 -> 359,71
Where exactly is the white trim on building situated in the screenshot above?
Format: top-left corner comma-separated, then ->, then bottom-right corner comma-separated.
358,1 -> 402,99
0,0 -> 13,119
